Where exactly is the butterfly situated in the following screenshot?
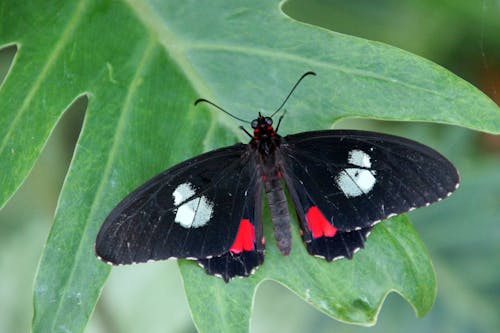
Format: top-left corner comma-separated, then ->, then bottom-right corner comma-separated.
95,72 -> 459,282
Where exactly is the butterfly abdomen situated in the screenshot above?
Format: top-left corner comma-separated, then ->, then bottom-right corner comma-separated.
264,175 -> 292,255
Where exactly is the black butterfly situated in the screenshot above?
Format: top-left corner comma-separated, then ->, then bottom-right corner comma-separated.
95,72 -> 459,282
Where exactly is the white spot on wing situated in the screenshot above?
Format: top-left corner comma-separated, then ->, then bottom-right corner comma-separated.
176,204 -> 196,226
336,168 -> 376,197
336,149 -> 376,197
348,149 -> 372,168
173,183 -> 195,205
172,182 -> 214,228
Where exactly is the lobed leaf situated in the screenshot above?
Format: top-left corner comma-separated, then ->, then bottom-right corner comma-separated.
0,1 -> 499,333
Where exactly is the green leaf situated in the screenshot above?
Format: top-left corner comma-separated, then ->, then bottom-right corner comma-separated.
0,1 -> 499,333
180,215 -> 435,332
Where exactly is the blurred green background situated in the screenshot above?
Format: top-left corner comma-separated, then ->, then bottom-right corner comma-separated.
0,0 -> 498,332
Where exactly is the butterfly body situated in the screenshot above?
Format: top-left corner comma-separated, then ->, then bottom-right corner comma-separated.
248,114 -> 292,256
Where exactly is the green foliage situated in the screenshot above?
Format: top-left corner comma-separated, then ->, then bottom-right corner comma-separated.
181,216 -> 436,333
0,1 -> 499,333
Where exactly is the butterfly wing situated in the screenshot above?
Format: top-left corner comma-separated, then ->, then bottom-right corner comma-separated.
279,129 -> 459,259
197,174 -> 264,282
95,143 -> 264,274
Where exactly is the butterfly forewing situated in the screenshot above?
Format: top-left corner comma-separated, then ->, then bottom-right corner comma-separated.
280,130 -> 459,232
96,143 -> 256,264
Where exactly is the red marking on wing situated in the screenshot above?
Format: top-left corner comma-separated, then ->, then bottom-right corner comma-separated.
229,219 -> 255,253
305,206 -> 337,238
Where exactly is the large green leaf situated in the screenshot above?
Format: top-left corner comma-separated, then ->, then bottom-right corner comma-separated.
180,215 -> 435,332
0,1 -> 499,333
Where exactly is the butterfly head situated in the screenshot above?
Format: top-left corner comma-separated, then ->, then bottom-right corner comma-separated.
251,113 -> 275,139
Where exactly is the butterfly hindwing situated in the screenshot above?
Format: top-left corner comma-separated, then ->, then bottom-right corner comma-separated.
305,227 -> 373,261
197,165 -> 265,281
280,130 -> 459,260
95,143 -> 257,265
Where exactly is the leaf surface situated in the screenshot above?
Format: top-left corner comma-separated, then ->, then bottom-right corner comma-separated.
0,1 -> 499,333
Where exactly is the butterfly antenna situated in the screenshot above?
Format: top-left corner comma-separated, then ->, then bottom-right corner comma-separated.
194,98 -> 251,123
270,71 -> 316,118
